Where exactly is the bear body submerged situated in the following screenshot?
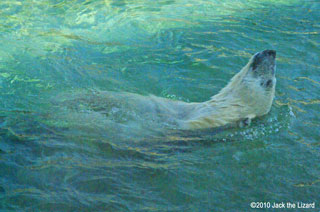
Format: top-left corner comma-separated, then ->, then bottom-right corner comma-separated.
92,50 -> 277,131
59,50 -> 276,133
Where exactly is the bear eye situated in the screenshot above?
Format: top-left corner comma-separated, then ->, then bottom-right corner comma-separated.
260,79 -> 273,88
266,79 -> 273,87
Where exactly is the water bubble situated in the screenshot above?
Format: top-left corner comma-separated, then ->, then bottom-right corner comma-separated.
289,106 -> 295,118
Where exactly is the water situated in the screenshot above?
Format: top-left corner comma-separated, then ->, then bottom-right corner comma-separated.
0,0 -> 319,211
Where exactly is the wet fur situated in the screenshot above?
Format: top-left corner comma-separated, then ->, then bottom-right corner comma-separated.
181,52 -> 276,129
80,51 -> 276,131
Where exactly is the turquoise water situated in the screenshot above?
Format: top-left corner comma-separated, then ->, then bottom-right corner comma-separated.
0,0 -> 319,211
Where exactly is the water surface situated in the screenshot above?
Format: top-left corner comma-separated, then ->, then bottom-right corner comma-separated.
0,0 -> 319,211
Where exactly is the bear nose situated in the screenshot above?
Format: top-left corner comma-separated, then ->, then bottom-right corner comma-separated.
262,50 -> 276,58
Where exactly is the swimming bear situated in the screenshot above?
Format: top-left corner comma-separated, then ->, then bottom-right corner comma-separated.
57,50 -> 276,132
180,49 -> 277,129
93,50 -> 276,130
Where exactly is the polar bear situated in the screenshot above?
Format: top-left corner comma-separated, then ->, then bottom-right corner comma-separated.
60,50 -> 276,132
180,49 -> 277,129
126,49 -> 277,130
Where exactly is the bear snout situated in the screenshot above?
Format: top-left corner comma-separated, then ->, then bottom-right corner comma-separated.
252,50 -> 276,71
262,49 -> 276,58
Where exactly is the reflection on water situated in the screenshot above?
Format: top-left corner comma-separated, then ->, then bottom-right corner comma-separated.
0,0 -> 319,211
